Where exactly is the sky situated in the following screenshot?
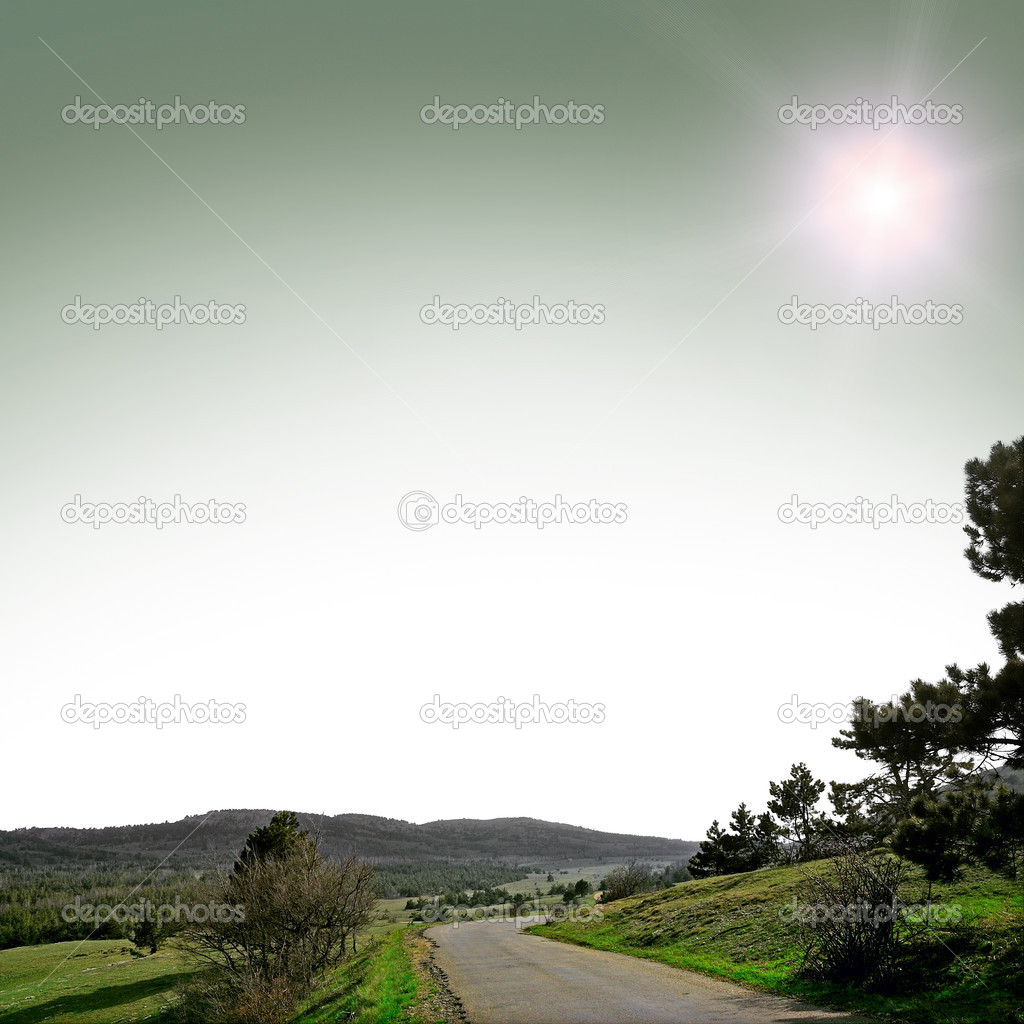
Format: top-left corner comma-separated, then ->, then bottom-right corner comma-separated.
1,0 -> 1022,841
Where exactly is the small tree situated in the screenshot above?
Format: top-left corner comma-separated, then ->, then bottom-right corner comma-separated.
129,914 -> 165,956
768,763 -> 827,862
599,860 -> 652,902
511,894 -> 533,922
232,811 -> 308,875
890,793 -> 972,901
964,436 -> 1024,659
894,785 -> 1024,882
827,779 -> 885,851
688,820 -> 732,878
973,785 -> 1024,878
178,814 -> 376,1023
689,807 -> 782,877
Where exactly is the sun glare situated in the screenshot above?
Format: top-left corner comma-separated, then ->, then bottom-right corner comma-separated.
816,138 -> 948,265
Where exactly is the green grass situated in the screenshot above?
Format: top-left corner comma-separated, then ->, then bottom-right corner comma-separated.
517,862 -> 655,893
6,862 -> 1018,1024
0,928 -> 431,1024
0,940 -> 196,1024
295,929 -> 425,1024
529,860 -> 1023,1023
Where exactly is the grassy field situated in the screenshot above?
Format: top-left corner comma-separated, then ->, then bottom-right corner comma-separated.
363,860 -> 632,936
0,940 -> 194,1024
364,897 -> 423,938
0,911 -> 428,1023
517,861 -> 676,893
530,859 -> 1024,1023
0,858 -> 715,1023
0,931 -> 436,1024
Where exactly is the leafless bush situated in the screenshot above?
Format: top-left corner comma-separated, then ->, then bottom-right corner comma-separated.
174,972 -> 301,1024
599,859 -> 653,902
792,847 -> 907,986
175,842 -> 376,1022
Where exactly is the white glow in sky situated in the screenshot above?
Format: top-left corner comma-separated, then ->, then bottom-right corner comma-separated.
816,137 -> 950,267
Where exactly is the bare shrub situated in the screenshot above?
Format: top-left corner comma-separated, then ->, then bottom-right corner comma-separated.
599,859 -> 653,902
174,972 -> 302,1024
176,833 -> 375,1023
792,848 -> 906,986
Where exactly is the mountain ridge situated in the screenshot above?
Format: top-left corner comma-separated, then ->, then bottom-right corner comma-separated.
0,810 -> 699,869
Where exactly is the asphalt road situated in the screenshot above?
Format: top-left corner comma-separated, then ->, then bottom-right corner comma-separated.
429,917 -> 872,1024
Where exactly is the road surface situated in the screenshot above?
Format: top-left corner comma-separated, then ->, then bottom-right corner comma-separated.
428,917 -> 871,1024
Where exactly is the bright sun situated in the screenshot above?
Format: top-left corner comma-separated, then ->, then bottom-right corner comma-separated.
817,138 -> 948,265
861,178 -> 905,218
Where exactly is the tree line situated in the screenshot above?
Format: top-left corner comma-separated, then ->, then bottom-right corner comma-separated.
683,436 -> 1024,987
0,857 -> 529,951
688,437 -> 1023,887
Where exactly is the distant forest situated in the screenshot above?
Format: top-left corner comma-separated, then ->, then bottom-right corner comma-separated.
0,810 -> 696,868
0,811 -> 699,950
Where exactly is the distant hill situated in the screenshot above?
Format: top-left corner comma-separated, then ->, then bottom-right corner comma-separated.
0,810 -> 699,871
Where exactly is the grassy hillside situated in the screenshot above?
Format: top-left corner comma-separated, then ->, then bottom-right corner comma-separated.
531,859 -> 1023,1023
0,931 -> 437,1024
0,940 -> 193,1023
